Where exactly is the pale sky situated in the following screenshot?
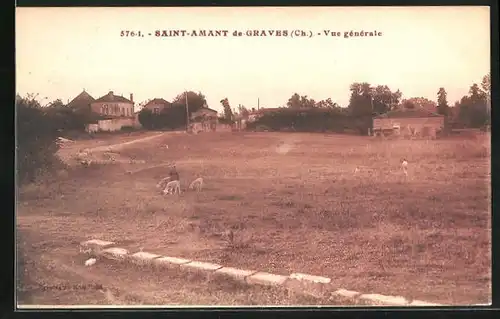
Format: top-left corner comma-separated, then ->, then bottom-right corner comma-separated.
16,6 -> 490,113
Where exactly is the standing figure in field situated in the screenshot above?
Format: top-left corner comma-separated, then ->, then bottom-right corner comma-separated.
162,164 -> 181,195
401,158 -> 408,177
169,164 -> 180,182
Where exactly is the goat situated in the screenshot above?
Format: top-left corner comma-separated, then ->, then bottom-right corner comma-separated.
163,180 -> 181,195
156,176 -> 171,189
188,177 -> 204,192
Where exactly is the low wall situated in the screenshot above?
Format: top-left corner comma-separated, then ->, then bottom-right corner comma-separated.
86,117 -> 141,133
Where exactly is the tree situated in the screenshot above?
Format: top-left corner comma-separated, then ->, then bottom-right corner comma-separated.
348,82 -> 373,117
456,83 -> 489,128
480,72 -> 491,96
220,98 -> 234,122
16,94 -> 61,184
237,105 -> 250,119
371,85 -> 402,114
172,91 -> 207,115
436,87 -> 449,116
287,93 -> 302,108
401,97 -> 437,111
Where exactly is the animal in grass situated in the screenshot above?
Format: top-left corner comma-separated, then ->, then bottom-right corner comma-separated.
163,180 -> 181,195
156,176 -> 171,189
401,158 -> 408,176
188,177 -> 204,192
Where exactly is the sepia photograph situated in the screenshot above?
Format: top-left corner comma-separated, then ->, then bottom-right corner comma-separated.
15,6 -> 491,308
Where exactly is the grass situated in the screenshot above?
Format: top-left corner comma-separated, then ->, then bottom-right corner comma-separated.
16,131 -> 491,306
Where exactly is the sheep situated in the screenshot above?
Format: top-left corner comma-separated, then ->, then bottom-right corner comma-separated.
188,177 -> 204,192
163,180 -> 181,195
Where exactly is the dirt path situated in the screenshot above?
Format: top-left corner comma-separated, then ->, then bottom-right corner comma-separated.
82,132 -> 169,153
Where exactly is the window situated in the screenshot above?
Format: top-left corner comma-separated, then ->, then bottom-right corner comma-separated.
154,108 -> 160,114
121,107 -> 125,116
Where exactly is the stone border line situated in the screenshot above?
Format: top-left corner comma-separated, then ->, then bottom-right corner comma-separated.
79,239 -> 446,307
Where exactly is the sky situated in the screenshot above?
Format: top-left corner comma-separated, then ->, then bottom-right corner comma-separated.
16,6 -> 490,113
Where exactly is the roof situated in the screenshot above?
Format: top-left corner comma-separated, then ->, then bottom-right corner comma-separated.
67,90 -> 95,108
144,98 -> 172,107
193,107 -> 218,114
373,108 -> 444,119
94,91 -> 133,104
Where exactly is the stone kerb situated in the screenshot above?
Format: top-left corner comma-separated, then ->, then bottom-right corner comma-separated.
245,271 -> 288,287
79,239 -> 115,255
129,251 -> 161,266
286,273 -> 332,298
100,247 -> 129,261
214,267 -> 257,283
180,261 -> 223,278
154,256 -> 192,270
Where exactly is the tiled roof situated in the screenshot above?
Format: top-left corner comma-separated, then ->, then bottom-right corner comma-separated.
144,98 -> 172,107
374,108 -> 443,119
67,90 -> 95,108
193,107 -> 218,114
94,91 -> 133,104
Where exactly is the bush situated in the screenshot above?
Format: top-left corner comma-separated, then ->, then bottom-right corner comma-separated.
120,125 -> 135,132
16,95 -> 62,184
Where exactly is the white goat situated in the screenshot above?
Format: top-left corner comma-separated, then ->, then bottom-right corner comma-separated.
156,176 -> 171,189
188,177 -> 204,192
163,180 -> 181,195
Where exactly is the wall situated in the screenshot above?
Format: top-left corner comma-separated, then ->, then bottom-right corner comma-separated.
91,101 -> 134,118
373,117 -> 444,138
85,118 -> 139,133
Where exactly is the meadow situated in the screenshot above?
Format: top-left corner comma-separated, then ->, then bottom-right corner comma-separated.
16,131 -> 491,305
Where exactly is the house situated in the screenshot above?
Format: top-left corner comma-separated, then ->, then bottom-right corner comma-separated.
90,91 -> 135,118
142,98 -> 172,114
67,89 -> 95,111
84,91 -> 140,132
190,107 -> 218,133
372,108 -> 445,138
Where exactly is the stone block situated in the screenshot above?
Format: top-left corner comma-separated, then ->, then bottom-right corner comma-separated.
79,239 -> 115,254
358,293 -> 409,306
129,251 -> 161,265
409,300 -> 443,306
214,267 -> 257,283
286,273 -> 332,297
180,261 -> 223,274
100,247 -> 129,260
154,256 -> 191,269
245,272 -> 288,287
332,288 -> 362,299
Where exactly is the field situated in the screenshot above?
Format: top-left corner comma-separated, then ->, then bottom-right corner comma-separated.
16,131 -> 491,306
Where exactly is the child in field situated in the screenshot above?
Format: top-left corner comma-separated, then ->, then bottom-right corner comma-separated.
169,165 -> 180,182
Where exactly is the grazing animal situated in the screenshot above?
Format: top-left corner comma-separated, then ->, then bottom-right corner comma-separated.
163,180 -> 181,195
189,177 -> 204,192
85,258 -> 97,267
156,176 -> 171,189
401,158 -> 408,176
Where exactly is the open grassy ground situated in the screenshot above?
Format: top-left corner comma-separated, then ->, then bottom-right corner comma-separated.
16,131 -> 491,306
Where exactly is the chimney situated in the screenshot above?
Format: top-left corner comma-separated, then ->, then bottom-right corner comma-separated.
130,93 -> 134,102
108,91 -> 114,99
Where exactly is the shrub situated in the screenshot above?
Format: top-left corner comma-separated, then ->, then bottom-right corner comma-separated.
120,125 -> 135,132
16,94 -> 62,184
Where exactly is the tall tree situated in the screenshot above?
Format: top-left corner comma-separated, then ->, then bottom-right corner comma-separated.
237,105 -> 250,119
220,98 -> 234,122
172,91 -> 207,114
348,82 -> 373,116
436,88 -> 449,116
